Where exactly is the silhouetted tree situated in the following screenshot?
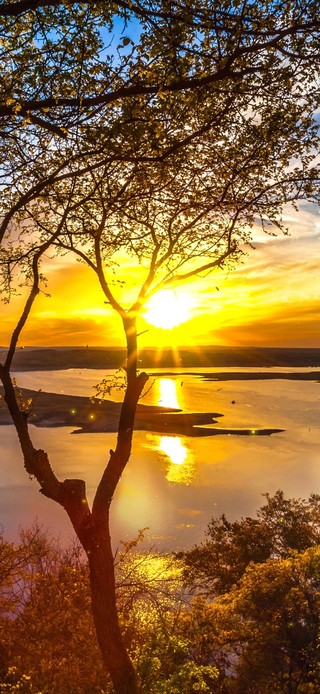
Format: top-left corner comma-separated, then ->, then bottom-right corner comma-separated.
0,2 -> 320,691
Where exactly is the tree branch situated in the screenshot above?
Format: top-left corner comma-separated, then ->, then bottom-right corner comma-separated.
4,255 -> 40,371
94,236 -> 124,315
162,243 -> 237,285
92,370 -> 149,524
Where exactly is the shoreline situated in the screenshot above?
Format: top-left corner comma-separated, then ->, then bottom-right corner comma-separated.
150,370 -> 320,381
2,346 -> 320,371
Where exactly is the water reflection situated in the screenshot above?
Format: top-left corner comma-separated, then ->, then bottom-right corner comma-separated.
160,436 -> 187,466
158,379 -> 180,410
155,380 -> 193,483
158,435 -> 195,485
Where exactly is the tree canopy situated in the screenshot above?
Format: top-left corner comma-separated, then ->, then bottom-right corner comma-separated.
0,0 -> 319,247
178,490 -> 320,595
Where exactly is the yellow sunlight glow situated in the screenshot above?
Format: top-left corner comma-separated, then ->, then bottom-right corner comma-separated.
158,379 -> 181,410
144,289 -> 193,329
158,436 -> 195,485
160,436 -> 187,466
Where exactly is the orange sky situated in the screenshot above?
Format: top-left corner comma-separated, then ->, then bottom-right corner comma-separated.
2,202 -> 319,349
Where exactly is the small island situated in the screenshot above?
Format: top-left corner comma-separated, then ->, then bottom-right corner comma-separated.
0,386 -> 284,436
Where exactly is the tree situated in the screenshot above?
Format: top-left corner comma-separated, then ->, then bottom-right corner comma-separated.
210,547 -> 320,692
177,496 -> 320,692
1,0 -> 320,243
0,525 -> 218,693
0,2 -> 320,692
178,491 -> 320,595
2,518 -> 318,692
0,526 -> 108,693
176,548 -> 320,693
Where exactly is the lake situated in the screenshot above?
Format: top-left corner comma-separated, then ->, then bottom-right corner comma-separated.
1,367 -> 320,551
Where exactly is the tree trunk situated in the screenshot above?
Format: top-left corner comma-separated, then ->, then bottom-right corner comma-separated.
84,313 -> 146,694
87,527 -> 141,694
1,314 -> 146,694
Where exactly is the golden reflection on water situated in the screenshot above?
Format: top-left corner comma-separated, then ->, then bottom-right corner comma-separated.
158,378 -> 181,410
160,436 -> 187,466
155,379 -> 194,483
158,435 -> 195,485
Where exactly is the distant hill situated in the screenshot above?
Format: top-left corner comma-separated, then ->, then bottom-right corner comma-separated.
2,346 -> 319,370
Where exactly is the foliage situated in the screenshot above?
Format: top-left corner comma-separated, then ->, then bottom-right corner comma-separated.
0,526 -> 108,694
1,502 -> 319,693
177,490 -> 320,692
176,546 -> 320,693
1,0 -> 320,308
211,547 -> 320,692
178,490 -> 320,595
115,535 -> 219,692
0,524 -> 219,693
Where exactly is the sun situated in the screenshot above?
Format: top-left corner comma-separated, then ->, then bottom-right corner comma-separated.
143,289 -> 193,329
